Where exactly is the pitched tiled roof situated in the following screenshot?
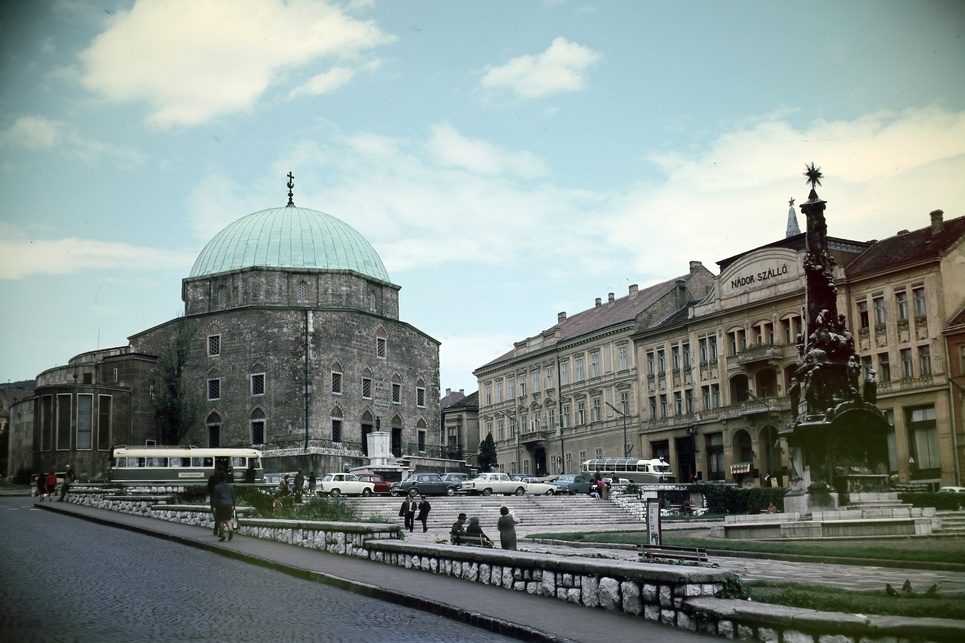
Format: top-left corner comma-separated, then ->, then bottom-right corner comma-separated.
846,213 -> 965,277
445,390 -> 478,410
478,275 -> 684,369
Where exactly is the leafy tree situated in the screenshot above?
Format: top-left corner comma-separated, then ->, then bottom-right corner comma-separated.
152,317 -> 198,445
477,432 -> 498,472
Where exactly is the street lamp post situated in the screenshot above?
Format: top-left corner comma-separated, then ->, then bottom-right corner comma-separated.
746,391 -> 773,483
605,402 -> 632,458
496,410 -> 521,475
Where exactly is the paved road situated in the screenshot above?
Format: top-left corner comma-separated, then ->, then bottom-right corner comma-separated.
0,497 -> 520,643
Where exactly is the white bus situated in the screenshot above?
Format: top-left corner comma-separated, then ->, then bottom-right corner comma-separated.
109,446 -> 264,483
580,458 -> 676,484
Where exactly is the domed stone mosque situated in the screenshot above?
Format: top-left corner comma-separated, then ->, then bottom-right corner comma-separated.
20,174 -> 440,479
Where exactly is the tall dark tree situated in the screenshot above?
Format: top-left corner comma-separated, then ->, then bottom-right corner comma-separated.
477,432 -> 498,472
152,317 -> 198,445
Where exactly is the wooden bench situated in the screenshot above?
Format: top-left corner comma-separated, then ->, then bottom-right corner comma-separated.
638,544 -> 708,563
452,533 -> 494,548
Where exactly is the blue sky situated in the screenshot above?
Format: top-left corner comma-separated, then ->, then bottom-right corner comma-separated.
1,0 -> 963,394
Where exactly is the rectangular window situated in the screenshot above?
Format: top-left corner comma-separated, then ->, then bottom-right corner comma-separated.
701,386 -> 710,410
508,376 -> 516,397
549,407 -> 555,430
497,419 -> 504,441
416,386 -> 426,408
861,356 -> 873,379
559,364 -> 568,386
575,357 -> 584,382
659,394 -> 667,418
251,420 -> 266,444
376,337 -> 386,359
649,396 -> 657,419
362,377 -> 372,399
674,391 -> 682,415
532,370 -> 540,393
519,379 -> 526,397
908,406 -> 939,470
591,398 -> 601,421
711,384 -> 720,408
331,418 -> 342,442
657,350 -> 665,374
873,296 -> 886,325
546,366 -> 554,389
77,394 -> 93,450
561,404 -> 570,428
590,353 -> 600,378
207,335 -> 221,357
251,373 -> 265,396
495,380 -> 503,402
896,291 -> 908,321
392,382 -> 401,404
620,391 -> 630,415
207,379 -> 221,401
618,346 -> 628,371
878,353 -> 891,382
709,337 -> 718,361
647,351 -> 655,375
919,345 -> 931,376
685,389 -> 694,414
577,401 -> 585,425
857,301 -> 869,329
331,371 -> 342,394
901,349 -> 913,378
57,394 -> 71,450
698,339 -> 707,362
913,287 -> 927,317
682,343 -> 691,369
672,346 -> 680,370
484,383 -> 492,405
97,395 -> 111,450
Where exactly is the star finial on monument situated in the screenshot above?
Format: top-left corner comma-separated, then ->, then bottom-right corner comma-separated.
804,162 -> 823,189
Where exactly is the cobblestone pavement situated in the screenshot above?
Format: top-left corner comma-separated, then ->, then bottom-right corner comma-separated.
0,497 -> 520,643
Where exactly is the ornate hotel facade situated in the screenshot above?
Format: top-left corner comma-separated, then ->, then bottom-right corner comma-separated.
476,208 -> 965,488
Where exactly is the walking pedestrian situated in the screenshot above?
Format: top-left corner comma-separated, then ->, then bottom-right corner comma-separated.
45,471 -> 58,501
399,495 -> 417,532
211,471 -> 236,542
497,506 -> 519,550
36,473 -> 46,501
57,464 -> 76,501
308,471 -> 317,498
208,467 -> 223,535
293,470 -> 305,503
416,495 -> 432,532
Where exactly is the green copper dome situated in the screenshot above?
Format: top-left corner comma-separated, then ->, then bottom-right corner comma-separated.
189,206 -> 390,282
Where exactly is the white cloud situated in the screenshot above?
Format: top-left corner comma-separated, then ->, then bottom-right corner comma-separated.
427,122 -> 547,178
79,0 -> 395,126
0,115 -> 146,167
0,223 -> 196,280
479,36 -> 602,99
288,67 -> 355,99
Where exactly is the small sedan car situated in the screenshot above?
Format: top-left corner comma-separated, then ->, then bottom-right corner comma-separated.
520,476 -> 556,495
551,473 -> 593,495
390,472 -> 460,496
316,473 -> 375,497
355,472 -> 392,494
461,472 -> 526,496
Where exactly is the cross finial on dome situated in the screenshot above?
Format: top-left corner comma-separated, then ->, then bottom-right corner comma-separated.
286,172 -> 295,207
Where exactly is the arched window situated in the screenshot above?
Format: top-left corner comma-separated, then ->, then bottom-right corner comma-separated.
206,412 -> 222,448
297,280 -> 308,304
331,405 -> 343,443
250,408 -> 266,444
218,285 -> 227,308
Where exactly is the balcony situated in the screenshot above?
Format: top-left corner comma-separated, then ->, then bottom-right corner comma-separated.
735,343 -> 793,367
519,427 -> 553,445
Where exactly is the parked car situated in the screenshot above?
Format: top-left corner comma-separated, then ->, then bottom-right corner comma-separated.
461,472 -> 526,496
440,472 -> 469,485
355,472 -> 392,494
939,486 -> 965,493
551,473 -> 593,495
317,473 -> 375,497
519,476 -> 556,496
390,472 -> 460,496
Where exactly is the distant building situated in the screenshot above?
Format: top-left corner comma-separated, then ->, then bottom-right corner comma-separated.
441,389 -> 479,468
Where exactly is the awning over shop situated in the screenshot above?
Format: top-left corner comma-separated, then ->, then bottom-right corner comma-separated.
730,462 -> 752,475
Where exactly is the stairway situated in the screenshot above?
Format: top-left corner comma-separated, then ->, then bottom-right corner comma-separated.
936,510 -> 965,535
341,494 -> 641,532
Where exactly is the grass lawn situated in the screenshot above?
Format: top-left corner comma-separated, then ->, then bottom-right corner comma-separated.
526,529 -> 965,619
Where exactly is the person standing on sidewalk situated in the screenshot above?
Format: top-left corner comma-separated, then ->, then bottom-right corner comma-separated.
416,495 -> 432,533
497,506 -> 519,550
57,464 -> 76,501
293,470 -> 304,503
45,471 -> 58,501
211,471 -> 236,542
399,495 -> 417,532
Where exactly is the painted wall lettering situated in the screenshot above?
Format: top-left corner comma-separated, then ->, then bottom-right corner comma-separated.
730,263 -> 790,290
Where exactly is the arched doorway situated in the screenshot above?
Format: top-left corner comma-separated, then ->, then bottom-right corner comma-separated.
758,424 -> 780,486
731,429 -> 753,486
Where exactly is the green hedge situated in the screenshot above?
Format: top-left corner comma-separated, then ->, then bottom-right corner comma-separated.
690,483 -> 787,515
898,492 -> 962,511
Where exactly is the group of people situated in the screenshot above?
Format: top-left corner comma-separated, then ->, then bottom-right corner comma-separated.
449,506 -> 520,550
398,495 -> 432,532
35,464 -> 76,502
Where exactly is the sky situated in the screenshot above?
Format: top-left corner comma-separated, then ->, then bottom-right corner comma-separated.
1,0 -> 963,394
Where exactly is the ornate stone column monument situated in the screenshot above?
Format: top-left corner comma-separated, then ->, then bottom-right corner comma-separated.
781,164 -> 890,515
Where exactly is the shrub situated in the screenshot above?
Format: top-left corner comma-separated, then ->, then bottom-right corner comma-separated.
690,483 -> 787,514
13,467 -> 33,485
898,492 -> 962,511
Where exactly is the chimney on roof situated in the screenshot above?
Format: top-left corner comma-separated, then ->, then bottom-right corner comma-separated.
608,292 -> 615,303
460,389 -> 464,395
930,209 -> 944,234
558,311 -> 567,322
446,388 -> 451,396
689,261 -> 703,274
629,284 -> 638,297
595,297 -> 602,307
